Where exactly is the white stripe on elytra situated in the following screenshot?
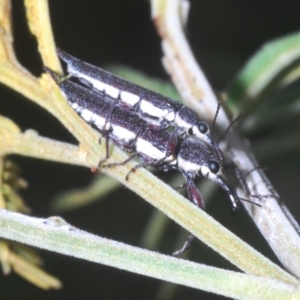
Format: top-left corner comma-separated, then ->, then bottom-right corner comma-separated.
67,99 -> 178,164
174,114 -> 192,130
164,111 -> 176,122
67,66 -> 177,124
120,91 -> 140,106
68,66 -> 120,99
80,108 -> 94,123
136,138 -> 166,160
67,66 -> 105,92
70,101 -> 79,110
91,79 -> 106,92
68,101 -> 110,132
139,100 -> 169,121
81,108 -> 111,131
68,99 -> 147,146
105,85 -> 120,99
111,125 -> 136,143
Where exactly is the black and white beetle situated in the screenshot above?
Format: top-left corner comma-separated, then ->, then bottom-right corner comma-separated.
45,68 -> 242,213
55,50 -> 258,200
56,49 -> 224,163
45,58 -> 259,254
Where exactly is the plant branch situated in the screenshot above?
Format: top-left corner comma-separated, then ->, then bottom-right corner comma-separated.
151,0 -> 300,278
1,123 -> 297,285
0,209 -> 299,300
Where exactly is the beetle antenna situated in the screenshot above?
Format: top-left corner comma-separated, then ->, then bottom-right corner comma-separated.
243,166 -> 268,178
218,112 -> 243,143
211,101 -> 221,137
238,197 -> 262,207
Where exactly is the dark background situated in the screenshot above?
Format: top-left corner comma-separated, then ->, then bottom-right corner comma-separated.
1,1 -> 300,299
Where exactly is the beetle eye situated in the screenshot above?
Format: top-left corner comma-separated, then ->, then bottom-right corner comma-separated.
198,122 -> 208,134
209,161 -> 220,174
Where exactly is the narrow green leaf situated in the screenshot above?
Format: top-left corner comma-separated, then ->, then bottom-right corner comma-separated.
0,210 -> 298,300
227,31 -> 300,115
51,174 -> 119,212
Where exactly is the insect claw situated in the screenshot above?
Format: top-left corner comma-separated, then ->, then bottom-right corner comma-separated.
125,169 -> 134,181
173,234 -> 195,256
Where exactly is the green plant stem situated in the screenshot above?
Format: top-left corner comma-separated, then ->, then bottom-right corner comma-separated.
0,130 -> 89,167
0,210 -> 299,300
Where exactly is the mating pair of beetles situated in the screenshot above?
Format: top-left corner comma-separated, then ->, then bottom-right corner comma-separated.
45,49 -> 259,255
